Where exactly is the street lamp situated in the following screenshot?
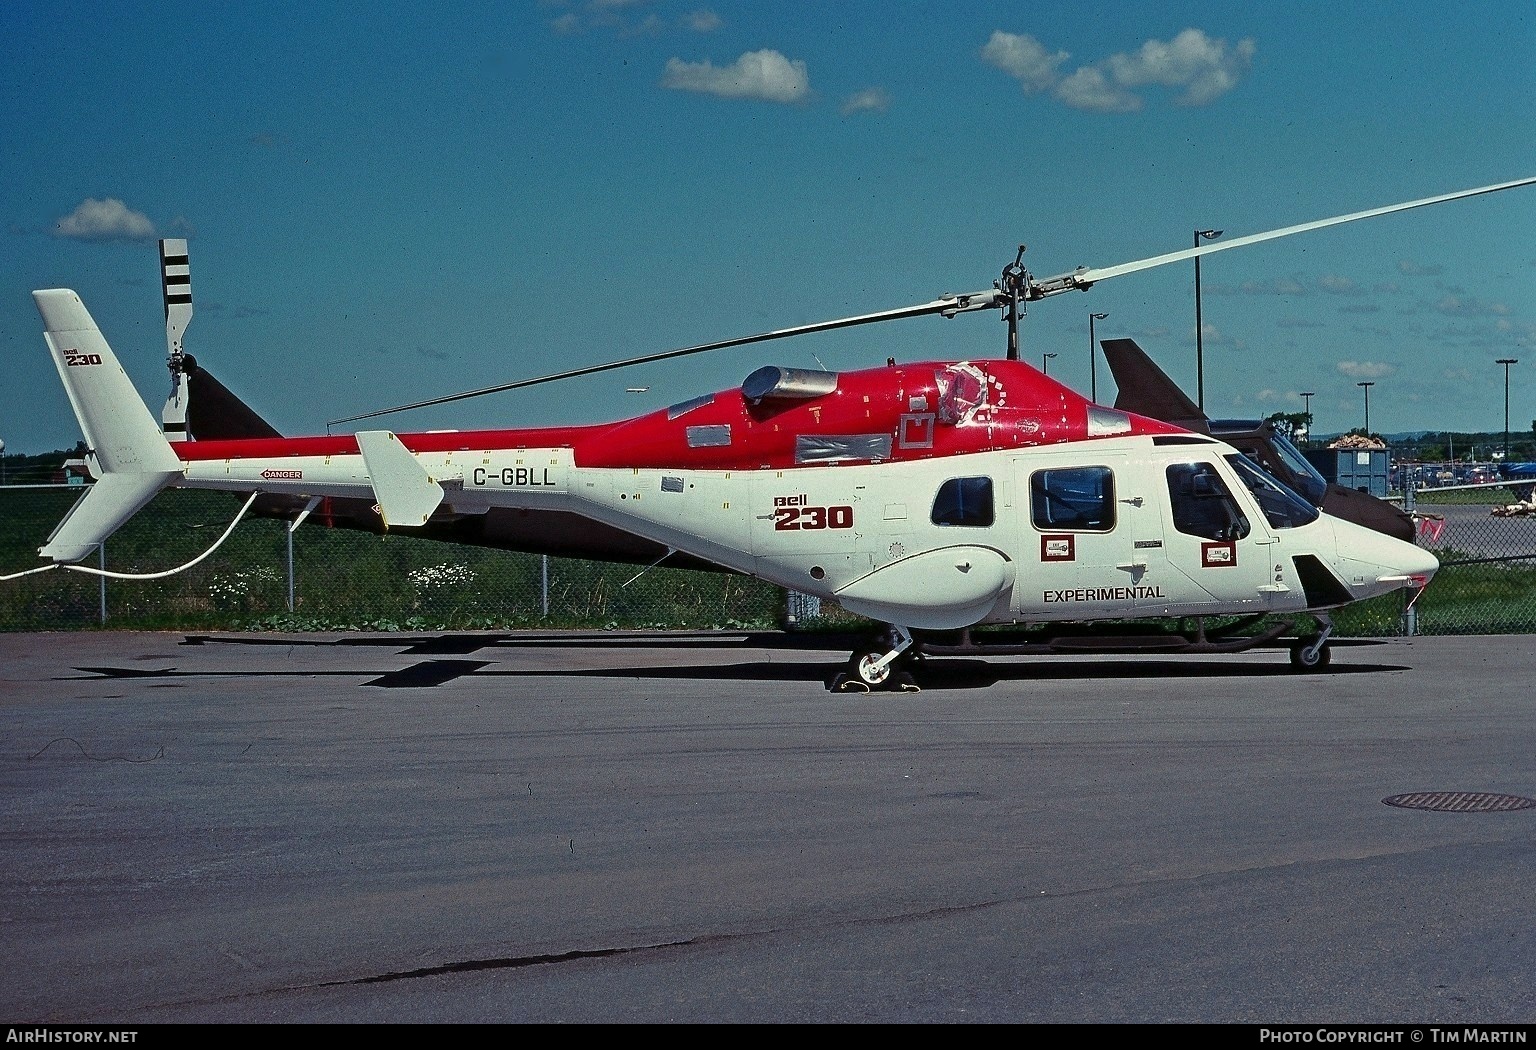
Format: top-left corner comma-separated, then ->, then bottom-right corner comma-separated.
1496,358 -> 1518,461
1089,312 -> 1108,403
1357,381 -> 1375,435
1194,228 -> 1223,411
1299,391 -> 1315,446
1041,352 -> 1057,376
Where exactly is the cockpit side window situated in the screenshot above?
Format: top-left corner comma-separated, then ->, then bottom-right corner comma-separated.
1225,454 -> 1320,529
1030,466 -> 1116,532
1268,433 -> 1329,505
1166,463 -> 1251,541
932,476 -> 994,527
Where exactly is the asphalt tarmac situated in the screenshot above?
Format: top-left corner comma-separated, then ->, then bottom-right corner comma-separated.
2,630 -> 1533,1024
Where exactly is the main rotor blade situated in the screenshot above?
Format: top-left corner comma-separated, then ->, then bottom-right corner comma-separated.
330,173 -> 1535,427
1030,175 -> 1536,297
327,288 -> 1003,426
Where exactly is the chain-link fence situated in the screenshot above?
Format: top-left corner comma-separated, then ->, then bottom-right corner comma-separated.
2,484 -> 1533,635
0,488 -> 787,632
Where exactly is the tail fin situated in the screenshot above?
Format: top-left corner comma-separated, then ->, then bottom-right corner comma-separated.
1099,338 -> 1208,431
186,360 -> 284,439
33,290 -> 182,562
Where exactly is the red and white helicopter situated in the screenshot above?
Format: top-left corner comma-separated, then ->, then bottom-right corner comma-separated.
24,177 -> 1534,688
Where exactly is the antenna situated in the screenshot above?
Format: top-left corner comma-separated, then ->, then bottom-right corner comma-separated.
159,239 -> 193,439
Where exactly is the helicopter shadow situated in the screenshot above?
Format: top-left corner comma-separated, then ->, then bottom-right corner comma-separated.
63,633 -> 1404,693
481,655 -> 1411,692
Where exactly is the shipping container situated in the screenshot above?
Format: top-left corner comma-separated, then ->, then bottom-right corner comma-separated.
1304,448 -> 1391,497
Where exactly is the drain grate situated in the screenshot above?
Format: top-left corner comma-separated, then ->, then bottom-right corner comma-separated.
1383,791 -> 1536,813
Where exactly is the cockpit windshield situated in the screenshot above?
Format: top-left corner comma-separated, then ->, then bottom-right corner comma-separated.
1268,432 -> 1328,505
1225,454 -> 1320,529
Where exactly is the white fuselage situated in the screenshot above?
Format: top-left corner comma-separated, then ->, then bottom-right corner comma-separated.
178,432 -> 1437,632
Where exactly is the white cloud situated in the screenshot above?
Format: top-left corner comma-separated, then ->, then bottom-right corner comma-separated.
840,86 -> 891,116
661,49 -> 809,103
52,198 -> 157,241
1238,277 -> 1308,296
548,1 -> 680,36
983,27 -> 1253,111
1336,360 -> 1396,379
1398,259 -> 1443,277
1317,275 -> 1365,296
1105,28 -> 1255,106
1434,294 -> 1509,317
980,31 -> 1068,93
1054,67 -> 1140,113
685,9 -> 720,32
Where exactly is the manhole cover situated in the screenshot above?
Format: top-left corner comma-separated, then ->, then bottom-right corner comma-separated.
1383,792 -> 1536,813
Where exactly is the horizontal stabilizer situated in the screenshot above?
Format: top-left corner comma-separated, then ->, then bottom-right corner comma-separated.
40,472 -> 178,563
355,431 -> 444,528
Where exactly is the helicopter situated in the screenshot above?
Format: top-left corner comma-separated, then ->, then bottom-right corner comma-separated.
23,176 -> 1534,690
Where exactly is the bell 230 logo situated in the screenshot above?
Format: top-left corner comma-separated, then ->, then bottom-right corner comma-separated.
63,350 -> 103,367
772,494 -> 854,531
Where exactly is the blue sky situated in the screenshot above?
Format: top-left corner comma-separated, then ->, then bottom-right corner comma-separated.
3,1 -> 1533,453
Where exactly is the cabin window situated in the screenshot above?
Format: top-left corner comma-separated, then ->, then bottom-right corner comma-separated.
931,476 -> 994,527
1166,463 -> 1251,541
1030,466 -> 1116,532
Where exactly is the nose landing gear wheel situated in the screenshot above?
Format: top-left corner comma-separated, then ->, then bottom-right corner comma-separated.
1289,636 -> 1332,671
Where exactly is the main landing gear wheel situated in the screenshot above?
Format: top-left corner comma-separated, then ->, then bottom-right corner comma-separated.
1289,636 -> 1332,672
848,647 -> 894,688
834,625 -> 921,692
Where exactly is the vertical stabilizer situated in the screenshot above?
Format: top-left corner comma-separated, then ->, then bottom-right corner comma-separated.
33,289 -> 183,562
1101,337 -> 1208,431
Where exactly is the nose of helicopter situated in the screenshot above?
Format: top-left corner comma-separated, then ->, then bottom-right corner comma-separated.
1326,514 -> 1439,601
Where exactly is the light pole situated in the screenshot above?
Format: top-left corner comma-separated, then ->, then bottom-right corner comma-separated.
1194,228 -> 1223,411
1089,312 -> 1108,403
1496,358 -> 1518,461
1041,352 -> 1057,376
1358,381 -> 1374,435
1297,391 -> 1315,446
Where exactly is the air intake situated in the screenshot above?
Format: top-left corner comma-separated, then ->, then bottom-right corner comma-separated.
741,366 -> 838,404
1292,554 -> 1354,608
